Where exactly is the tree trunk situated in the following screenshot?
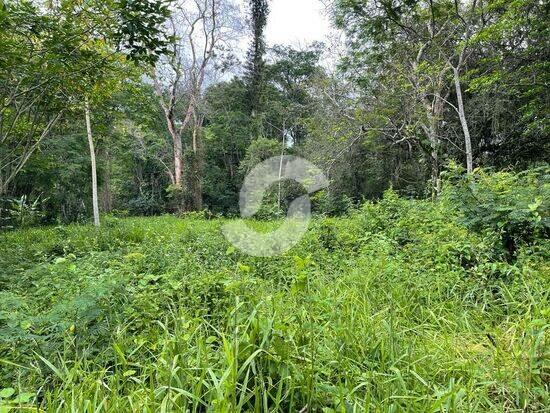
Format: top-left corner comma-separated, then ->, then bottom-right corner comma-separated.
277,121 -> 286,212
0,176 -> 5,228
173,131 -> 183,187
422,105 -> 442,198
428,125 -> 441,197
412,43 -> 445,198
167,101 -> 194,189
85,97 -> 100,227
164,116 -> 184,188
453,66 -> 473,174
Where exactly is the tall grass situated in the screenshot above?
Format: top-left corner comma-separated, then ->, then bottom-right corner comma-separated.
0,180 -> 548,411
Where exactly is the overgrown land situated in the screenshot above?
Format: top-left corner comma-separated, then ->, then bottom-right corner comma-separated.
1,0 -> 549,410
0,169 -> 548,411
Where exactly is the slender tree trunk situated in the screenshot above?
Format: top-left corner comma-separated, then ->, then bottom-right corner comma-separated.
0,175 -> 5,228
228,156 -> 234,179
85,97 -> 100,227
422,105 -> 442,198
277,121 -> 286,212
428,127 -> 441,197
192,129 -> 197,154
173,132 -> 183,187
453,67 -> 473,173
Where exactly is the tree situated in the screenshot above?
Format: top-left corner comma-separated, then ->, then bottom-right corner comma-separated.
201,44 -> 323,213
265,44 -> 322,145
244,0 -> 269,124
202,79 -> 253,213
0,0 -> 172,226
154,0 -> 239,210
84,97 -> 100,226
0,2 -> 68,195
60,0 -> 135,227
467,0 -> 549,166
434,0 -> 487,174
335,0 -> 490,193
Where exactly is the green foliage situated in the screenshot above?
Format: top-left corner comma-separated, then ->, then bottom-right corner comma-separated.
445,165 -> 550,255
0,172 -> 548,411
165,184 -> 185,212
114,0 -> 172,64
245,0 -> 270,119
2,0 -> 548,224
239,137 -> 280,174
468,0 -> 550,164
0,195 -> 45,230
311,190 -> 356,216
127,195 -> 163,216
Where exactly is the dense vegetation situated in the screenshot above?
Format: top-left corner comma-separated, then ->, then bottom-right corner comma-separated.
0,170 -> 548,411
0,0 -> 548,222
0,0 -> 548,411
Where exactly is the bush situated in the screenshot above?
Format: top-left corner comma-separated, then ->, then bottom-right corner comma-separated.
0,169 -> 548,411
0,195 -> 46,230
311,190 -> 355,216
444,165 -> 549,256
127,195 -> 163,216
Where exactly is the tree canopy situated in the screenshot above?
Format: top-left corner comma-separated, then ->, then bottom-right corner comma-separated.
0,0 -> 547,224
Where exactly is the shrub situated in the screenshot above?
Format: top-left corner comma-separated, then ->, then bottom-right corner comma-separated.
0,195 -> 46,230
127,195 -> 163,216
444,165 -> 549,256
0,169 -> 548,411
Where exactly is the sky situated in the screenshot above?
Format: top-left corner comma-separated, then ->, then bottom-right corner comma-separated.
264,0 -> 332,47
225,0 -> 338,78
237,0 -> 333,49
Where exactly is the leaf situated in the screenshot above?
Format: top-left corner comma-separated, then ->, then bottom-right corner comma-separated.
237,262 -> 250,273
14,392 -> 34,403
19,320 -> 32,330
0,359 -> 28,370
123,370 -> 136,377
528,197 -> 542,211
0,388 -> 15,398
34,353 -> 64,380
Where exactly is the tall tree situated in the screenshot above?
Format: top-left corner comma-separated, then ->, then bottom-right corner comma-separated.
245,0 -> 269,124
467,0 -> 549,166
84,98 -> 100,226
336,0 -> 456,194
154,0 -> 239,210
0,2 -> 68,195
0,0 -> 171,225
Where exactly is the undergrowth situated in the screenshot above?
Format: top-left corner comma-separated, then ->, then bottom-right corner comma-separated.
0,169 -> 548,412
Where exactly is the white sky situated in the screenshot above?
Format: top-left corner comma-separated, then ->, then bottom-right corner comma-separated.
237,0 -> 333,48
265,0 -> 332,47
226,0 -> 339,76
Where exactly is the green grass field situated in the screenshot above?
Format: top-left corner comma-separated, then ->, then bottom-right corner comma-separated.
0,190 -> 548,412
